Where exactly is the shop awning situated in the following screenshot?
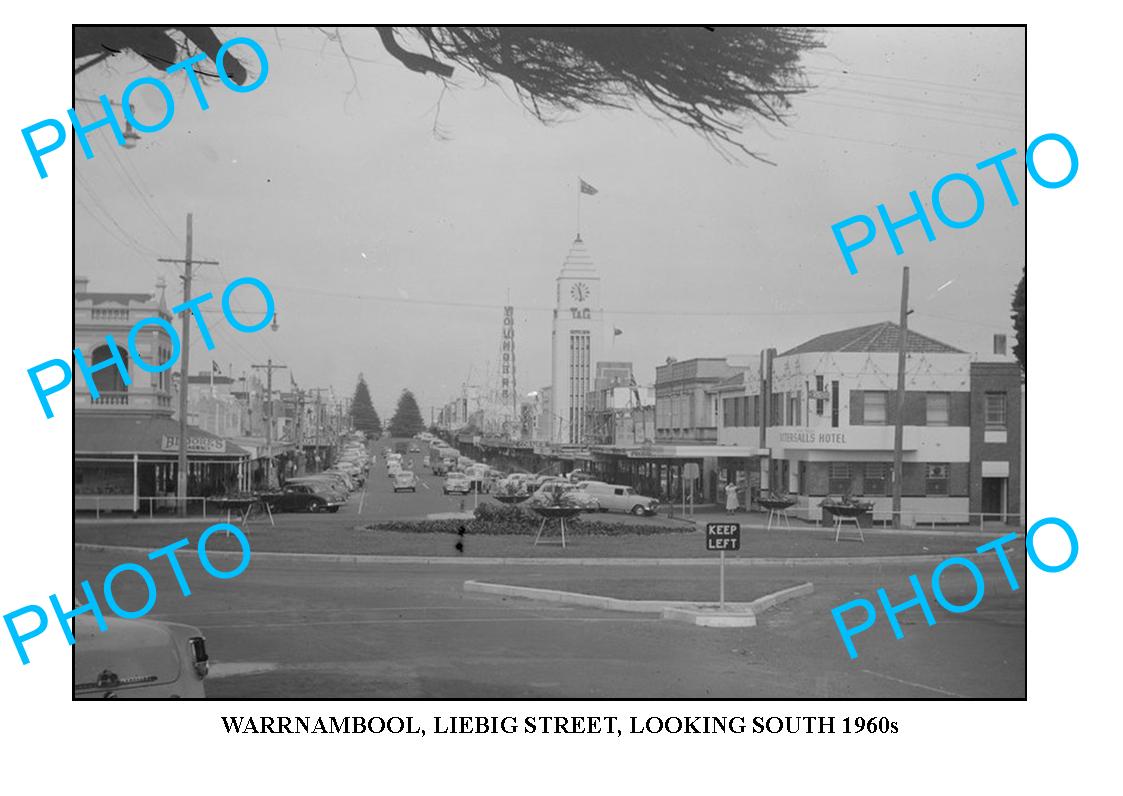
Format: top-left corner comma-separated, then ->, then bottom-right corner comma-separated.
622,444 -> 770,459
76,413 -> 249,458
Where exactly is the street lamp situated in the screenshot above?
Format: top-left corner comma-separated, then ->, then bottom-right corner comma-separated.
75,98 -> 141,148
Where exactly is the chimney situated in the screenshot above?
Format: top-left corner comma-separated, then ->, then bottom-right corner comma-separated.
75,275 -> 90,295
993,334 -> 1007,356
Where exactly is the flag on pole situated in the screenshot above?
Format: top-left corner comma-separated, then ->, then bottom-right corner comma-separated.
613,327 -> 623,336
579,178 -> 599,196
211,360 -> 221,374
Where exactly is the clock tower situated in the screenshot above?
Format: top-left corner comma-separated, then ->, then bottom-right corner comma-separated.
550,234 -> 603,444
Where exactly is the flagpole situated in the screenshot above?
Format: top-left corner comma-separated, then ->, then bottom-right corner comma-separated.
577,178 -> 581,237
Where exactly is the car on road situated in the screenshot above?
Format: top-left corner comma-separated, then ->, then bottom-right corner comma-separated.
74,614 -> 209,699
393,471 -> 420,493
443,473 -> 471,495
263,484 -> 342,513
576,481 -> 659,515
408,445 -> 420,453
529,480 -> 600,511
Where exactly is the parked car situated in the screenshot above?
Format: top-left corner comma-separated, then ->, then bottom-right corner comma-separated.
393,471 -> 420,493
286,476 -> 347,502
577,481 -> 659,515
263,484 -> 342,513
443,472 -> 471,495
387,462 -> 403,478
75,614 -> 209,699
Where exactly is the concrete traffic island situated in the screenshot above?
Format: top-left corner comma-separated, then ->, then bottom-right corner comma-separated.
463,580 -> 814,628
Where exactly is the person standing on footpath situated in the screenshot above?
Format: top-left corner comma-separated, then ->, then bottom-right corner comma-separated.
724,480 -> 740,515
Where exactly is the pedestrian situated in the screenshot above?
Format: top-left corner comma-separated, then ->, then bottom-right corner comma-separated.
724,481 -> 739,515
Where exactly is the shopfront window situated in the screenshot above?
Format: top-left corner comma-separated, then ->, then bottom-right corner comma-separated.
829,463 -> 851,494
864,463 -> 889,495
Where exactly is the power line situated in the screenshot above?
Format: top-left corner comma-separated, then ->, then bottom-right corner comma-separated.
815,86 -> 1022,123
799,97 -> 1028,136
781,125 -> 978,159
104,142 -> 182,244
75,172 -> 164,258
266,282 -> 898,318
804,65 -> 1024,99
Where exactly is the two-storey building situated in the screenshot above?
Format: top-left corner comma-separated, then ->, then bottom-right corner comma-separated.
715,321 -> 1022,525
74,276 -> 250,513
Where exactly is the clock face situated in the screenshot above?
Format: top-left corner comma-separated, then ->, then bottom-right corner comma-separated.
571,282 -> 590,302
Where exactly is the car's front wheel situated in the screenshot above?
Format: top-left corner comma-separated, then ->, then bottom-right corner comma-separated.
309,501 -> 324,513
631,505 -> 647,516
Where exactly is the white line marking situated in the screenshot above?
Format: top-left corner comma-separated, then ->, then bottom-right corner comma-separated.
208,662 -> 279,679
860,669 -> 965,698
358,486 -> 367,515
205,616 -> 660,630
150,605 -> 564,618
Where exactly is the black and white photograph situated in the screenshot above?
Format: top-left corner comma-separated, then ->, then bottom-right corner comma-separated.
67,25 -> 1027,700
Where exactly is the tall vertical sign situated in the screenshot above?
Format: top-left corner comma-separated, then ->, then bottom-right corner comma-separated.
502,306 -> 516,435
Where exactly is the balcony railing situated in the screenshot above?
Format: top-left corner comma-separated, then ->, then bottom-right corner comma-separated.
90,392 -> 129,406
90,308 -> 130,321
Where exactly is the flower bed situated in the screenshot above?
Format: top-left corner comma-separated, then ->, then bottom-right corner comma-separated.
362,503 -> 691,537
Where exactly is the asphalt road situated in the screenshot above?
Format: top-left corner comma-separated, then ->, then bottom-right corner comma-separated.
71,443 -> 1025,699
73,542 -> 1026,699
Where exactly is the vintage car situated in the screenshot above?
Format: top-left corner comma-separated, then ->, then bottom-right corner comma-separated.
74,614 -> 209,699
393,471 -> 420,493
529,480 -> 600,511
285,476 -> 348,502
577,481 -> 659,516
263,483 -> 342,513
443,472 -> 471,495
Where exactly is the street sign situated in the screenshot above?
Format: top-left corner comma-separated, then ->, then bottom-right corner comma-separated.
683,462 -> 700,479
706,522 -> 741,551
706,522 -> 741,610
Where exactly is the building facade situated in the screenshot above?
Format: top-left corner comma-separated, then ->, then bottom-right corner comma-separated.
715,322 -> 1022,525
74,276 -> 249,512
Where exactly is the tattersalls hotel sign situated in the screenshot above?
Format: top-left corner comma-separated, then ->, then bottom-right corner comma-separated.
778,430 -> 848,447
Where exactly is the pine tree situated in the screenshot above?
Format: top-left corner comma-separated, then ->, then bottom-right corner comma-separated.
1010,265 -> 1026,375
388,389 -> 426,437
350,374 -> 382,436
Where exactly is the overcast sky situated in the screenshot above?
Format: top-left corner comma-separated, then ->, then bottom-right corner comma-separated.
74,26 -> 1025,419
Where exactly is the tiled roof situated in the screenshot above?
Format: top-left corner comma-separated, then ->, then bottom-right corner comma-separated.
780,321 -> 963,356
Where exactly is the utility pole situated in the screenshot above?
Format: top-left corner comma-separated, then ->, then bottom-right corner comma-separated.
252,359 -> 288,488
294,386 -> 305,475
158,213 -> 219,516
308,387 -> 328,470
891,266 -> 911,530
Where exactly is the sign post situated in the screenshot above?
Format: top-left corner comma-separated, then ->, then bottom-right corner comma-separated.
705,522 -> 741,610
684,462 -> 700,518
